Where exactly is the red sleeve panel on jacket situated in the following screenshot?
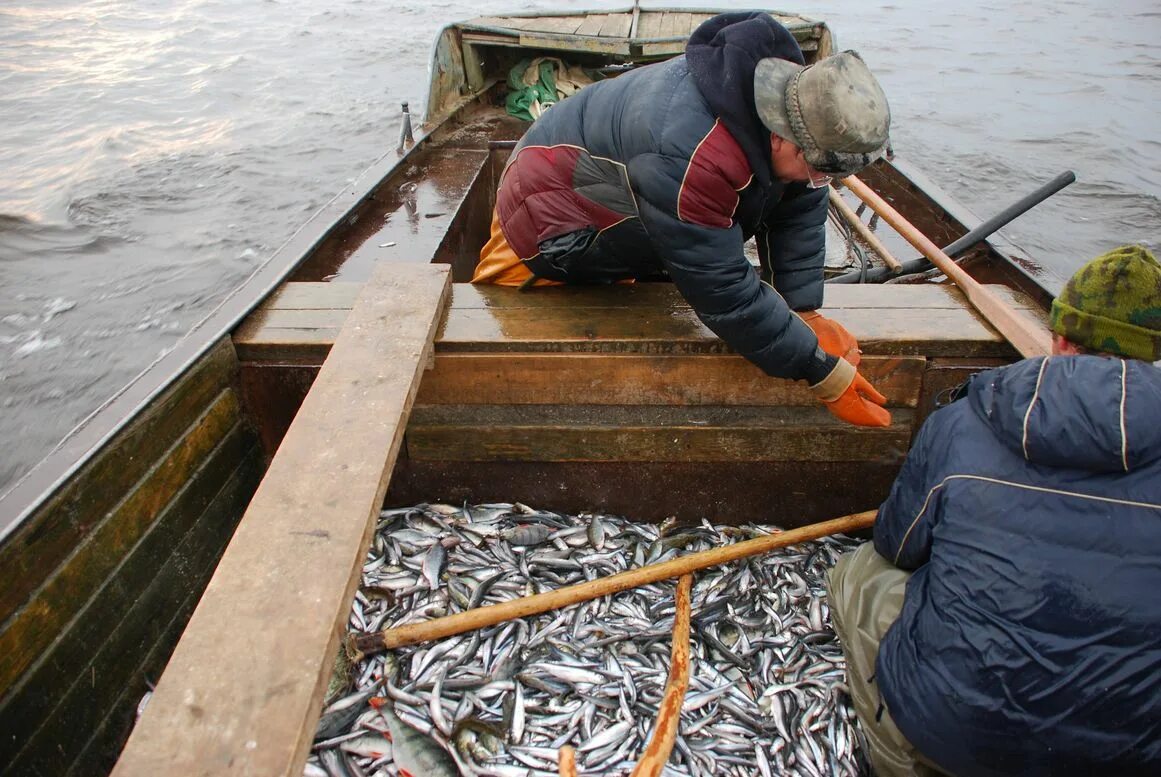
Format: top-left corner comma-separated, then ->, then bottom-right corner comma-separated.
676,120 -> 754,229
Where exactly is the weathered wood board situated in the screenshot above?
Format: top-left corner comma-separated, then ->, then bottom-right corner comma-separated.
112,262 -> 450,776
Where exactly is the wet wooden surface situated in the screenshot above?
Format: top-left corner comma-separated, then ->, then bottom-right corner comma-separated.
113,263 -> 450,777
235,282 -> 1027,362
406,404 -> 916,462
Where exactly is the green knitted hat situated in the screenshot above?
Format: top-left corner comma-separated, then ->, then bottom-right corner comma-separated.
1050,245 -> 1161,360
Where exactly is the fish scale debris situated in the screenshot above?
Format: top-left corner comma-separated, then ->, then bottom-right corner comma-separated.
305,503 -> 870,777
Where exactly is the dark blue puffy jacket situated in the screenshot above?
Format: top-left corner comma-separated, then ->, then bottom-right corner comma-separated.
874,355 -> 1161,776
496,12 -> 832,382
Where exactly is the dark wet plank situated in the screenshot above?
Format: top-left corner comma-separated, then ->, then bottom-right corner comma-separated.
3,428 -> 262,775
0,390 -> 243,692
0,338 -> 238,628
406,404 -> 915,462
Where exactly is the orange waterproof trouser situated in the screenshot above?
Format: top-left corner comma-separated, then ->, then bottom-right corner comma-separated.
471,209 -> 562,287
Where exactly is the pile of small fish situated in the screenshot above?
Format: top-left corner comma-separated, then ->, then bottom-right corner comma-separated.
305,503 -> 869,777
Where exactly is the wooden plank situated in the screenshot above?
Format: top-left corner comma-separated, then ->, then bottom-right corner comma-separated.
234,306 -> 348,336
234,283 -> 1029,364
0,338 -> 237,627
688,13 -> 715,31
448,283 -> 1042,310
671,12 -> 693,37
527,16 -> 586,35
417,354 -> 923,407
235,305 -> 1014,359
468,16 -> 518,29
406,405 -> 915,463
659,12 -> 682,38
461,31 -> 519,46
640,41 -> 692,57
598,12 -> 633,38
250,282 -> 1042,314
438,307 -> 1013,357
637,10 -> 664,38
112,262 -> 450,776
986,284 -> 1053,329
61,506 -> 240,777
518,31 -> 630,55
3,431 -> 263,775
0,390 -> 242,693
575,14 -> 607,36
261,281 -> 362,309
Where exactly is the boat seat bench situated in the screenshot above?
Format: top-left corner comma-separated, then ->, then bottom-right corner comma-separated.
233,279 -> 1045,523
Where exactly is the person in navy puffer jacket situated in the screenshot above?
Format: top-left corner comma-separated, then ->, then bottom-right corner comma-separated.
472,12 -> 896,428
827,244 -> 1161,777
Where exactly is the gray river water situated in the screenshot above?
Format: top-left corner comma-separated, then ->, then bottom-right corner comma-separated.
1,0 -> 1159,494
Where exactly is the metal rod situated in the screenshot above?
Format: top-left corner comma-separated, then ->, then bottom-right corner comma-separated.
828,170 -> 1076,284
397,102 -> 414,152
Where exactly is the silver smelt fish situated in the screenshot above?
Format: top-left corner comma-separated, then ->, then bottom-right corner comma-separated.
304,502 -> 869,777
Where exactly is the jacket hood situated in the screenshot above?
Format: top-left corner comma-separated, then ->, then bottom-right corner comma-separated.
685,12 -> 805,188
969,355 -> 1161,472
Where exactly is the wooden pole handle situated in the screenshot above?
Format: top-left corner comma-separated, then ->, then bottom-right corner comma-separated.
558,745 -> 577,777
840,175 -> 1051,358
629,575 -> 693,777
828,187 -> 902,271
351,510 -> 876,655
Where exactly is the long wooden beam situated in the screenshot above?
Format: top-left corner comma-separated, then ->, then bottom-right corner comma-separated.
841,175 -> 1051,358
112,262 -> 451,777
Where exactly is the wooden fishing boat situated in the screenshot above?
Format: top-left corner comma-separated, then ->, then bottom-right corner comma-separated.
0,7 -> 1062,776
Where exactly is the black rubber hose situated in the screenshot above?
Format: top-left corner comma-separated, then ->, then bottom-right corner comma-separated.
827,170 -> 1077,284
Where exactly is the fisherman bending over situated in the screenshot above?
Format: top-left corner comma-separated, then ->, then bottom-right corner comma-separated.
828,245 -> 1161,776
473,12 -> 894,428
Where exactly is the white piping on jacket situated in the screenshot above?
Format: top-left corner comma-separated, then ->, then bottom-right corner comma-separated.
1021,357 -> 1050,460
1120,359 -> 1130,472
891,473 -> 1161,565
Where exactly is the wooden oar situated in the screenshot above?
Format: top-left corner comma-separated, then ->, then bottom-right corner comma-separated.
828,186 -> 902,271
351,510 -> 876,656
840,175 -> 1052,358
629,574 -> 693,777
558,745 -> 577,777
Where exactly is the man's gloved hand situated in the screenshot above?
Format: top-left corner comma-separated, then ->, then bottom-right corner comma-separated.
809,357 -> 891,428
799,310 -> 861,366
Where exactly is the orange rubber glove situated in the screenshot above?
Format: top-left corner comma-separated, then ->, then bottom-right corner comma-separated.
798,310 -> 861,367
809,358 -> 892,428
